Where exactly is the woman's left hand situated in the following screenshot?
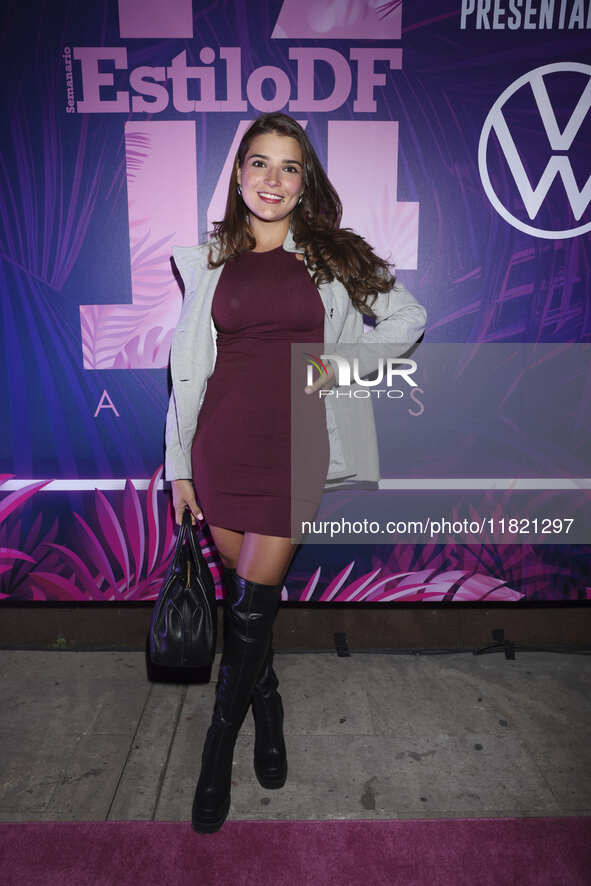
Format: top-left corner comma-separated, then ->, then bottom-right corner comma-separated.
304,363 -> 336,394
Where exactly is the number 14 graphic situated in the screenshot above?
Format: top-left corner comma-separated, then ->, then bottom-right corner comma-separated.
80,119 -> 418,370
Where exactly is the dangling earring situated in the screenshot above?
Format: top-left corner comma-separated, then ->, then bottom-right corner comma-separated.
237,183 -> 242,197
297,192 -> 303,206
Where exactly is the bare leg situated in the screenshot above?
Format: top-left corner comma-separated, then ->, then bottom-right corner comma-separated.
209,526 -> 299,586
238,533 -> 299,586
208,525 -> 244,570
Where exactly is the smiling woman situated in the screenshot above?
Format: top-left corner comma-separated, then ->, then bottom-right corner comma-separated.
185,124 -> 330,547
189,230 -> 329,539
164,112 -> 427,833
236,133 -> 304,242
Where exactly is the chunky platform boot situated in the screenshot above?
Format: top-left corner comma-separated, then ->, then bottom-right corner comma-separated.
222,566 -> 288,789
251,643 -> 288,788
191,571 -> 282,833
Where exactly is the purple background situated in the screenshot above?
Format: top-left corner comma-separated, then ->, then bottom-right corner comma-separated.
1,0 -> 589,603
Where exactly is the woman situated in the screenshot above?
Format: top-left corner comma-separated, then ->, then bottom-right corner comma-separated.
164,112 -> 427,833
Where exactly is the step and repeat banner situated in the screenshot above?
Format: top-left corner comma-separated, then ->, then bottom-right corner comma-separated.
1,1 -> 589,603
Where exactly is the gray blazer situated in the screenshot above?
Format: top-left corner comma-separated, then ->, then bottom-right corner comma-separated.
164,227 -> 427,487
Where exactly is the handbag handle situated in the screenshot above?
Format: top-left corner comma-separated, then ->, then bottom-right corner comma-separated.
170,507 -> 200,571
181,505 -> 198,532
182,508 -> 211,584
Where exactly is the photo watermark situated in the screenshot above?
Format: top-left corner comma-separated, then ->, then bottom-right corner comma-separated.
290,342 -> 591,544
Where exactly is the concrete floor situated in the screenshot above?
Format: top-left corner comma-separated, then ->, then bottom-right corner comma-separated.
0,649 -> 590,822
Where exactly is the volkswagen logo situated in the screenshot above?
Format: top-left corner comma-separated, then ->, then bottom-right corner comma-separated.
478,62 -> 591,239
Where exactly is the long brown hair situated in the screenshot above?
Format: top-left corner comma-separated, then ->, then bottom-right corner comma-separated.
208,113 -> 396,317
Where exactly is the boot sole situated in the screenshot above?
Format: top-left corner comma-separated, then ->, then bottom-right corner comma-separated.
254,761 -> 288,790
191,793 -> 231,833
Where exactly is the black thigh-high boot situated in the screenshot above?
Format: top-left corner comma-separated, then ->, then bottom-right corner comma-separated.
191,571 -> 282,833
251,642 -> 287,788
222,566 -> 287,789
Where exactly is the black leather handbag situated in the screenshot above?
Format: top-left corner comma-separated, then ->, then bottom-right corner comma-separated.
148,508 -> 217,668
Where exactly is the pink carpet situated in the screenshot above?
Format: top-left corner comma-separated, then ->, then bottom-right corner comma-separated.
1,817 -> 590,885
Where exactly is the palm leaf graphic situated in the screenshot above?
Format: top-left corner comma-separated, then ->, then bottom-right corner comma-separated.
71,511 -> 120,599
94,487 -> 131,594
41,542 -> 103,600
288,541 -> 524,603
43,465 -> 177,601
29,571 -> 87,602
0,473 -> 586,602
123,478 -> 146,580
0,477 -> 61,600
80,219 -> 177,370
0,479 -> 52,522
0,545 -> 36,588
125,131 -> 151,185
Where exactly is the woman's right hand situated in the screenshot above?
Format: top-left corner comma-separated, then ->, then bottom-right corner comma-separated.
171,479 -> 203,526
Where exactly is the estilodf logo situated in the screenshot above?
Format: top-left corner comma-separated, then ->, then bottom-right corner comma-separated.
478,62 -> 591,239
304,353 -> 419,400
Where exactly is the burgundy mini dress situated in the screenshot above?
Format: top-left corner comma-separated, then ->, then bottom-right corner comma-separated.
190,245 -> 330,537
